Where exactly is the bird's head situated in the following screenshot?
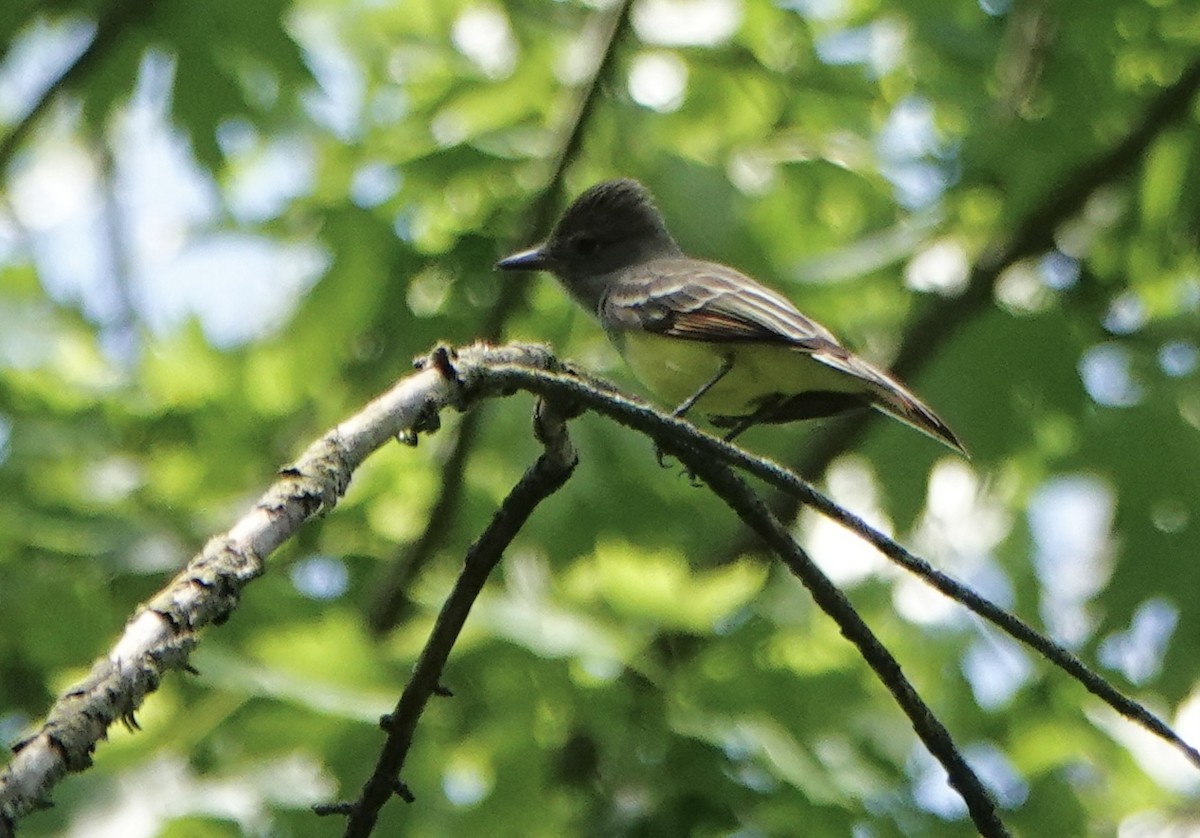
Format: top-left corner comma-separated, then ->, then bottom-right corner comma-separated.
496,179 -> 681,284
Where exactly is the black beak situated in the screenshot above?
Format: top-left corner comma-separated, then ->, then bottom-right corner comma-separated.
495,246 -> 548,271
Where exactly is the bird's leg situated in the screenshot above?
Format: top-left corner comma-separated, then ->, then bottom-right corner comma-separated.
672,355 -> 734,419
656,356 -> 735,472
721,396 -> 784,443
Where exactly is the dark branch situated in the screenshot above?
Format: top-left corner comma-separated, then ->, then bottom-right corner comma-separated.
672,446 -> 1009,837
337,398 -> 579,836
740,452 -> 1200,769
366,0 -> 635,634
0,0 -> 159,171
477,359 -> 1200,771
0,343 -> 563,832
6,342 -> 1195,833
366,410 -> 479,633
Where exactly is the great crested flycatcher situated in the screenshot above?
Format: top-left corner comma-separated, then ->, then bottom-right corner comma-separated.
496,178 -> 964,454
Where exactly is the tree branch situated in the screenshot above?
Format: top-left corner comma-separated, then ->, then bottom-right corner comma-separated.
366,409 -> 480,632
366,0 -> 636,634
477,359 -> 1200,771
329,398 -> 578,836
0,0 -> 159,172
4,343 -> 1195,834
0,343 -> 563,833
671,446 -> 1009,837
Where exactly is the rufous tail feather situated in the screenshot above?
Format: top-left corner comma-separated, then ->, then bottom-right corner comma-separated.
867,380 -> 967,456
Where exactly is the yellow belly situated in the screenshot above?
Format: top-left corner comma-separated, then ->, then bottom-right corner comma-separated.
612,331 -> 863,416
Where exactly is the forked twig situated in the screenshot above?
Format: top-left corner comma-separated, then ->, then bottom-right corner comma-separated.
672,444 -> 1009,837
331,398 -> 578,836
479,359 -> 1200,771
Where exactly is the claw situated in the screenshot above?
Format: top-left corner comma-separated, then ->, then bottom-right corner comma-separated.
653,444 -> 702,486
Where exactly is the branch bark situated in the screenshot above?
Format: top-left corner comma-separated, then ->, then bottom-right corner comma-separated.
366,0 -> 636,634
3,343 -> 1195,835
331,398 -> 578,836
672,446 -> 1008,837
478,359 -> 1200,772
0,343 -> 562,833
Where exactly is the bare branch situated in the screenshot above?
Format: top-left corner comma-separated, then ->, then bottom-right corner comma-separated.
671,446 -> 1009,837
4,343 -> 1195,834
366,0 -> 636,634
366,410 -> 480,632
0,343 -> 563,832
334,399 -> 578,836
713,449 -> 1200,770
478,359 -> 1200,772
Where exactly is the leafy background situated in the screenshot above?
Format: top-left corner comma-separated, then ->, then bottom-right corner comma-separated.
1,0 -> 1199,835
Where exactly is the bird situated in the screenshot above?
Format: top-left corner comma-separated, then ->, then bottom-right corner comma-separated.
496,178 -> 964,454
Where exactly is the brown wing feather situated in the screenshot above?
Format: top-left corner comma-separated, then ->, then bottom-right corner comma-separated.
660,308 -> 778,341
600,257 -> 967,454
601,258 -> 840,349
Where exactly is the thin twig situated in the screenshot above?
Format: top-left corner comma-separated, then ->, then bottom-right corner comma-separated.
738,453 -> 1200,769
6,343 -> 1196,834
334,399 -> 578,837
476,360 -> 1200,771
366,0 -> 635,634
483,0 -> 635,337
672,446 -> 1009,837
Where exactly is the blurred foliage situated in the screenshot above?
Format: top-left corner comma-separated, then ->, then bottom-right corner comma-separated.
1,0 -> 1199,835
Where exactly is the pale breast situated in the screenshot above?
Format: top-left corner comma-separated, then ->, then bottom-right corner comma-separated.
612,332 -> 868,416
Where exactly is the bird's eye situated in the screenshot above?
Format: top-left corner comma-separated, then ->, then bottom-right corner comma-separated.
572,235 -> 600,256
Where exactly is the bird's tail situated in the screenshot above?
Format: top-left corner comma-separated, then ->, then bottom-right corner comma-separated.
867,370 -> 966,455
821,351 -> 966,455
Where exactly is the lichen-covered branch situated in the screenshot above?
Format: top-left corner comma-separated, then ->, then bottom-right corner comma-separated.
4,342 -> 1195,836
0,343 -> 562,833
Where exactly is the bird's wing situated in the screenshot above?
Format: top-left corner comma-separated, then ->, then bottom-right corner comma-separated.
600,259 -> 842,350
600,259 -> 967,453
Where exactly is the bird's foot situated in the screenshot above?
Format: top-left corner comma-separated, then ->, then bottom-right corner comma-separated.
654,443 -> 701,486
